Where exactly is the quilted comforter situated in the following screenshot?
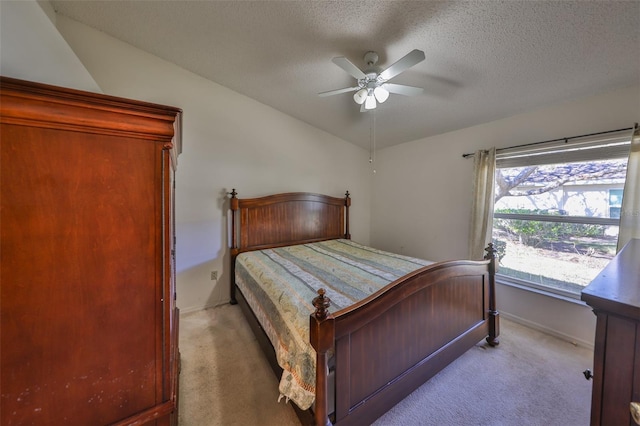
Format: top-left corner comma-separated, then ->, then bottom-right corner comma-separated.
234,239 -> 432,409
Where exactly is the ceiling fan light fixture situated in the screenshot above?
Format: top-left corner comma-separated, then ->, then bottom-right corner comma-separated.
364,95 -> 377,110
320,49 -> 425,112
373,86 -> 389,103
353,88 -> 368,105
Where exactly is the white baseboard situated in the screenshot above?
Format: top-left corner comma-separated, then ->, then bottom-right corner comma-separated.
500,311 -> 594,351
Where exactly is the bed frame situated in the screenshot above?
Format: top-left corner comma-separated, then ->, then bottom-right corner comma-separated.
228,190 -> 499,426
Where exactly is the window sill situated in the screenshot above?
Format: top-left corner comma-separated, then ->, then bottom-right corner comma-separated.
495,274 -> 590,306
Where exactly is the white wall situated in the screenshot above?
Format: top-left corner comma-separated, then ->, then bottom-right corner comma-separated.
0,1 -> 100,92
51,16 -> 372,313
371,85 -> 640,347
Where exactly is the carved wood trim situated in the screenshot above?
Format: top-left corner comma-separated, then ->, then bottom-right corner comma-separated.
0,76 -> 180,142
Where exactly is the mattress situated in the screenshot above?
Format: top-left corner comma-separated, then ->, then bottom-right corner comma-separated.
234,239 -> 432,409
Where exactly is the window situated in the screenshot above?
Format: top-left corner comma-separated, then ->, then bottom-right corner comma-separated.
608,189 -> 623,219
491,133 -> 630,298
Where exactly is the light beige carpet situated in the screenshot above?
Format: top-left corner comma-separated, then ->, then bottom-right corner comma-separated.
178,304 -> 593,426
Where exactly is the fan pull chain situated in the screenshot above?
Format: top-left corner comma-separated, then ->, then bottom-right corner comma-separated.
369,111 -> 376,174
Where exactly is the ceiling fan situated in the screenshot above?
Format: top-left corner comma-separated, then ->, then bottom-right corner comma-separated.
319,49 -> 425,111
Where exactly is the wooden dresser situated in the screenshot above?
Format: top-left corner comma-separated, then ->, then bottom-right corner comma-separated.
1,77 -> 182,425
581,238 -> 640,426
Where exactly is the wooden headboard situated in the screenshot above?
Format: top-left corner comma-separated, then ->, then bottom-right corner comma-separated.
228,189 -> 351,303
229,189 -> 351,252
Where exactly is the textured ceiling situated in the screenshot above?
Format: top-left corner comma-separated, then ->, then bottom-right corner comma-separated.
50,1 -> 640,149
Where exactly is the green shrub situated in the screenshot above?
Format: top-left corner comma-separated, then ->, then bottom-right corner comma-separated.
494,208 -> 606,247
491,239 -> 507,262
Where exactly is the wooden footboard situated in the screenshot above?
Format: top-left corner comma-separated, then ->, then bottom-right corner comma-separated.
311,245 -> 499,426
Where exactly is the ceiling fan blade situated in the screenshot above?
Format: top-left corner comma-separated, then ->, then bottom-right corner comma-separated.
332,57 -> 367,80
318,86 -> 360,97
384,83 -> 424,96
378,49 -> 426,81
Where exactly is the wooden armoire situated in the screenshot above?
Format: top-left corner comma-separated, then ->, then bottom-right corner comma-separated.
1,76 -> 182,425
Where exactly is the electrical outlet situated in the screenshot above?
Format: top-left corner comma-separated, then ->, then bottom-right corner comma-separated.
210,270 -> 218,281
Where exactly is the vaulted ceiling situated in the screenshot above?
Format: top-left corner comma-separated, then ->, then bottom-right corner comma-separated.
50,1 -> 640,149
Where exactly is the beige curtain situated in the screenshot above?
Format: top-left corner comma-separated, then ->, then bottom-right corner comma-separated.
617,124 -> 640,252
469,148 -> 496,260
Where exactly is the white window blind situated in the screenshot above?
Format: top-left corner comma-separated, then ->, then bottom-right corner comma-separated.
496,131 -> 631,168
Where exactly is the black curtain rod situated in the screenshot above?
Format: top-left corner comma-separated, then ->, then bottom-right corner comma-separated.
461,124 -> 637,158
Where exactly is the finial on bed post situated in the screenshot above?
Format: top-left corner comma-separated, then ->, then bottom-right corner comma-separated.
310,288 -> 334,426
484,243 -> 500,346
344,191 -> 351,240
229,189 -> 239,305
312,289 -> 331,320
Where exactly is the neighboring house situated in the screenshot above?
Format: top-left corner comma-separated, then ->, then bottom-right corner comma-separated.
497,161 -> 627,219
503,182 -> 625,218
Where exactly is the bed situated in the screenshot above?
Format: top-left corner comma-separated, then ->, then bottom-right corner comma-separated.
228,190 -> 499,426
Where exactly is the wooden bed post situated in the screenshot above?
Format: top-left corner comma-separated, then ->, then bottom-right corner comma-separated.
484,243 -> 500,346
310,289 -> 334,426
229,189 -> 239,305
344,191 -> 351,240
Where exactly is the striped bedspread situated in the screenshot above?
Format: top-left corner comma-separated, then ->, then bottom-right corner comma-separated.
235,239 -> 432,410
